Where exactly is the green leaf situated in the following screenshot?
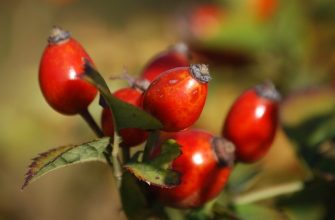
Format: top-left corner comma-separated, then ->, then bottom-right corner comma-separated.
22,138 -> 110,189
125,139 -> 181,187
120,172 -> 149,220
235,204 -> 284,220
81,61 -> 162,130
150,139 -> 181,167
283,111 -> 335,177
308,113 -> 335,146
124,163 -> 180,187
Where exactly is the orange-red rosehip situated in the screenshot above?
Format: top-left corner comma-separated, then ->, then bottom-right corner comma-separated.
39,26 -> 97,115
151,129 -> 234,208
222,83 -> 280,163
143,64 -> 211,132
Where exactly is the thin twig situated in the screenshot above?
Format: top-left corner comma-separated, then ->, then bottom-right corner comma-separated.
112,133 -> 122,188
143,130 -> 160,162
79,108 -> 104,138
122,147 -> 130,163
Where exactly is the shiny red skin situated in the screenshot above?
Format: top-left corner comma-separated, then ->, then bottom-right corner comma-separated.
101,88 -> 148,148
151,129 -> 232,208
140,48 -> 190,83
222,88 -> 279,163
143,67 -> 208,132
39,38 -> 97,115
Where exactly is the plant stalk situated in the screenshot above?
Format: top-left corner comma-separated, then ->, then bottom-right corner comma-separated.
122,147 -> 130,163
112,132 -> 122,188
79,108 -> 104,138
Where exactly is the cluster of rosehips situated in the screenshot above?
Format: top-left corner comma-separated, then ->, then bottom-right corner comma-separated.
39,27 -> 280,209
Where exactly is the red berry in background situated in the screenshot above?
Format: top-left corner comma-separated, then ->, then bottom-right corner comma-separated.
151,129 -> 235,208
140,43 -> 190,84
143,64 -> 211,132
188,4 -> 225,39
250,0 -> 278,21
39,26 -> 97,115
101,87 -> 148,148
222,82 -> 281,163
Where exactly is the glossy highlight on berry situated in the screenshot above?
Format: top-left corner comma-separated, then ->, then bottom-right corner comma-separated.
222,82 -> 280,163
150,129 -> 234,208
143,64 -> 211,132
39,26 -> 98,115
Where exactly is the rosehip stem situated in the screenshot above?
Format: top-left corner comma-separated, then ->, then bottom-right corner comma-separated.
143,130 -> 160,162
122,148 -> 130,162
79,108 -> 104,138
111,132 -> 122,188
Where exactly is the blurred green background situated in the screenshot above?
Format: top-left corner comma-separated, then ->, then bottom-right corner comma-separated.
1,0 -> 335,219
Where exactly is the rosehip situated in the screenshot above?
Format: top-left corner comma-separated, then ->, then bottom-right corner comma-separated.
188,4 -> 225,39
143,64 -> 211,132
39,26 -> 97,115
101,87 -> 148,147
140,43 -> 190,84
250,0 -> 278,21
151,129 -> 234,208
222,83 -> 281,163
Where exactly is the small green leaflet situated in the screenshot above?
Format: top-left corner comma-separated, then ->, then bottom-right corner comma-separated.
22,137 -> 111,189
125,139 -> 181,188
81,61 -> 162,131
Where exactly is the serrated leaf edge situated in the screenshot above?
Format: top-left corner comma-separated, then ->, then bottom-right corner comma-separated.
124,164 -> 180,189
22,138 -> 110,190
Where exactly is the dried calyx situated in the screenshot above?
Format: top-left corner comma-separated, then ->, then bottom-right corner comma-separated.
255,81 -> 281,102
212,137 -> 235,167
190,64 -> 212,83
48,26 -> 71,44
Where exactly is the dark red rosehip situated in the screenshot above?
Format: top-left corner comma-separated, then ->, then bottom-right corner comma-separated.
151,129 -> 234,208
143,64 -> 211,132
222,83 -> 281,163
140,43 -> 190,84
39,26 -> 98,115
101,87 -> 148,148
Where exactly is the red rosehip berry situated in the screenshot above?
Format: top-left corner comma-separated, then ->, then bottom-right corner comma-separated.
101,87 -> 148,148
143,64 -> 211,132
151,129 -> 234,208
222,82 -> 281,163
250,0 -> 278,21
140,43 -> 190,84
188,4 -> 225,39
39,26 -> 98,115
